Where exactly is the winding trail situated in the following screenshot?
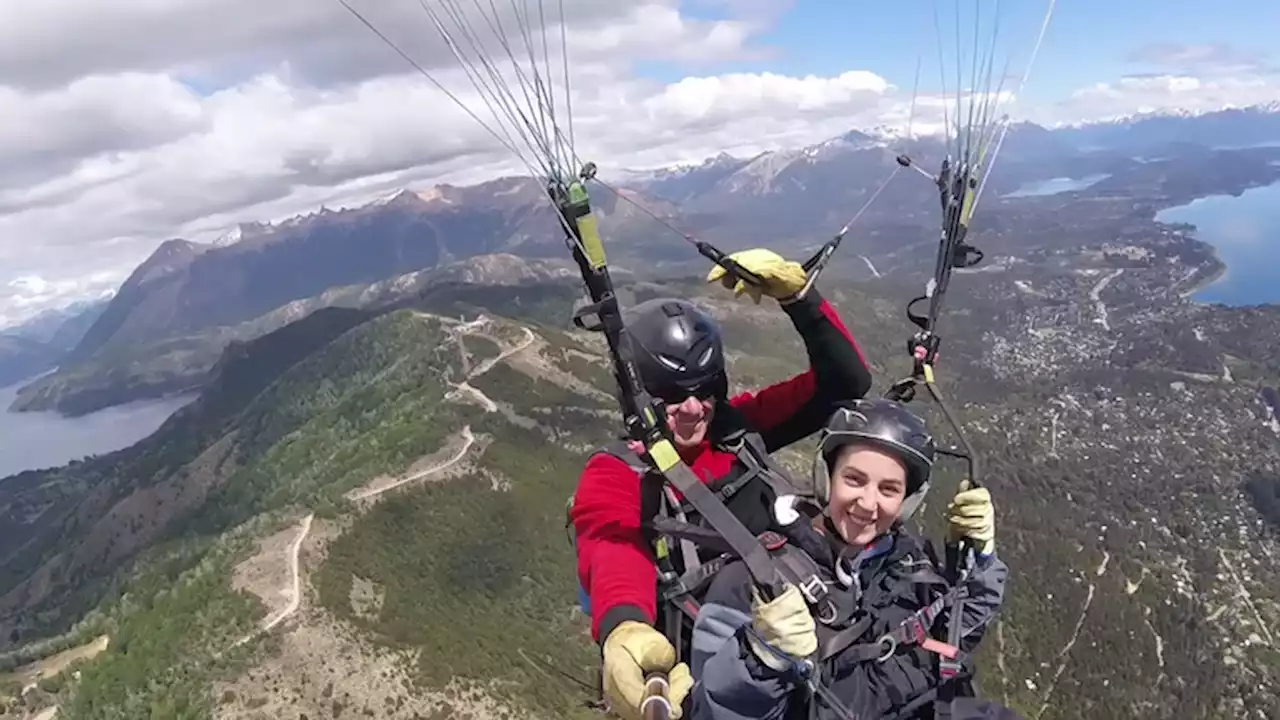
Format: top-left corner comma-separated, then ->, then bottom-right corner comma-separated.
445,326 -> 534,413
230,514 -> 314,649
447,383 -> 498,412
1035,582 -> 1096,720
1088,269 -> 1123,331
230,426 -> 475,651
471,327 -> 535,377
347,426 -> 476,501
1035,549 -> 1111,719
1122,563 -> 1166,673
1218,548 -> 1276,647
260,514 -> 314,634
229,317 -> 535,652
1143,613 -> 1166,671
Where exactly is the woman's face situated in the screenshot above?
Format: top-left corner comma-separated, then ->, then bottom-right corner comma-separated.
826,443 -> 908,546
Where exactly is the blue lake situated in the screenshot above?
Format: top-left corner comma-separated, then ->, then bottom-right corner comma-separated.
1156,180 -> 1280,307
1003,173 -> 1110,198
0,379 -> 195,479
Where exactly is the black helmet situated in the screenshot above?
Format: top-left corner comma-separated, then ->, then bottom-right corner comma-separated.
811,399 -> 936,506
622,297 -> 728,403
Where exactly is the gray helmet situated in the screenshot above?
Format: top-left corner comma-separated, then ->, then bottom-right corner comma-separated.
810,399 -> 936,517
622,297 -> 728,403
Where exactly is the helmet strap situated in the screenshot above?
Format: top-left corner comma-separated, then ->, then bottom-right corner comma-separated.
898,481 -> 931,523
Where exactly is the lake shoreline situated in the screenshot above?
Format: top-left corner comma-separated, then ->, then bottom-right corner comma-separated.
0,380 -> 196,480
1179,242 -> 1228,302
1158,179 -> 1280,308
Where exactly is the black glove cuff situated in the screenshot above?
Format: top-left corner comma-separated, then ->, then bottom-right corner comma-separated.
598,604 -> 652,648
780,287 -> 825,326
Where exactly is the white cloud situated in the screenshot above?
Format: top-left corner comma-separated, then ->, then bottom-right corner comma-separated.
0,0 -> 921,329
1044,73 -> 1280,125
1042,43 -> 1280,125
1,273 -> 124,329
0,5 -> 1273,329
1127,42 -> 1274,77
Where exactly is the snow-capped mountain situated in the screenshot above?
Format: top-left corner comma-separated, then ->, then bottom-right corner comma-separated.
65,174 -> 686,362
618,127 -> 910,202
610,153 -> 752,203
1040,102 -> 1280,152
1058,101 -> 1280,129
615,103 -> 1280,206
210,221 -> 274,248
211,225 -> 243,247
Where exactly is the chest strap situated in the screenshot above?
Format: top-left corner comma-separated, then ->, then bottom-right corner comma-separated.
667,429 -> 802,517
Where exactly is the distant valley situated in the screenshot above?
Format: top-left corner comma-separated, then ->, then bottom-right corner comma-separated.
6,104 -> 1280,421
0,102 -> 1277,720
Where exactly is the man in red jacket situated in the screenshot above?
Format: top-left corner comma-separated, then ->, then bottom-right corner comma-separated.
569,249 -> 874,720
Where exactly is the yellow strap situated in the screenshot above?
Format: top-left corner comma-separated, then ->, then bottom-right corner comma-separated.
648,440 -> 681,472
567,181 -> 607,269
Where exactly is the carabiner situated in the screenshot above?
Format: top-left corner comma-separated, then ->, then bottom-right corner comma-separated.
875,633 -> 898,663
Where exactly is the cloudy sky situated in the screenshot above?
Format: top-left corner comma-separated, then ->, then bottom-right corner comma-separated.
1,0 -> 1277,329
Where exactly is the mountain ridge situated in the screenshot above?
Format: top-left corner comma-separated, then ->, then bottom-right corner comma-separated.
1,254 -> 1277,718
0,299 -> 110,389
7,253 -> 579,417
8,102 -> 1280,418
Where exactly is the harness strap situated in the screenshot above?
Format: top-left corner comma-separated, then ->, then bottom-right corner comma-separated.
668,429 -> 801,517
932,552 -> 977,720
669,470 -> 758,517
650,516 -> 735,555
653,459 -> 788,598
769,540 -> 845,627
810,556 -> 967,668
601,427 -> 805,641
819,616 -> 873,661
594,437 -> 785,603
659,556 -> 729,603
661,484 -> 702,585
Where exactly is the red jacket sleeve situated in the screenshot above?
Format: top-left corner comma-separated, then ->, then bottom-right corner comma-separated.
570,452 -> 657,643
731,289 -> 873,451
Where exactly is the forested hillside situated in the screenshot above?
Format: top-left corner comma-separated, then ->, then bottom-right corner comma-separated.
0,266 -> 1276,719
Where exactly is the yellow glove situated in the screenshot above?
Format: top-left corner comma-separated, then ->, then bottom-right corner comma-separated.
745,584 -> 817,672
705,248 -> 809,304
601,621 -> 693,720
947,480 -> 996,556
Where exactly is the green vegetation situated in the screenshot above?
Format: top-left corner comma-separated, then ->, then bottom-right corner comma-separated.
0,306 -> 377,645
463,334 -> 502,369
64,541 -> 260,720
471,363 -> 609,413
25,307 -> 486,717
1244,473 -> 1280,532
315,422 -> 602,718
183,311 -> 474,536
3,268 -> 1278,719
6,302 -> 622,718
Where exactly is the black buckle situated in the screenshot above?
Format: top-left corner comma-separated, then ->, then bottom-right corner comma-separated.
571,301 -> 605,332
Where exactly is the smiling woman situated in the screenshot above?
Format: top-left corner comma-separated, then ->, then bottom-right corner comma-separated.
327,2 -> 1053,719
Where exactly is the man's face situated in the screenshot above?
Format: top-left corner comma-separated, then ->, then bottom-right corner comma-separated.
665,394 -> 716,449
